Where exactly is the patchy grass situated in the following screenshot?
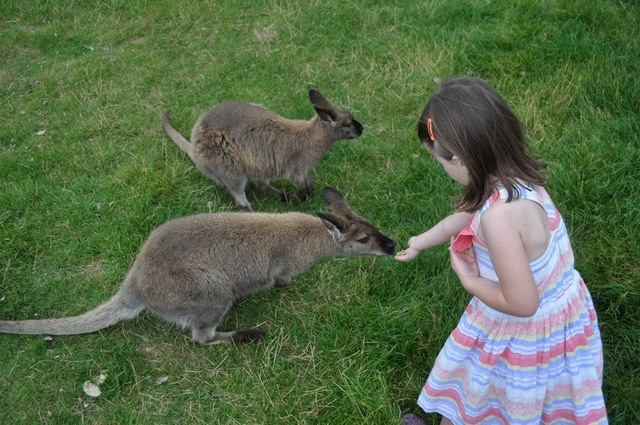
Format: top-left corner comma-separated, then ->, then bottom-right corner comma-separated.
1,0 -> 638,423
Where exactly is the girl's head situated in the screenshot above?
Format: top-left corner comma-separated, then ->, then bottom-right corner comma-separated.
418,77 -> 545,212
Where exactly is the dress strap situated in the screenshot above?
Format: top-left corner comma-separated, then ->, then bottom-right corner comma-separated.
495,186 -> 561,231
452,185 -> 561,252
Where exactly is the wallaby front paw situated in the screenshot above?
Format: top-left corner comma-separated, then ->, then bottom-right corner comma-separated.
280,191 -> 300,205
306,185 -> 314,199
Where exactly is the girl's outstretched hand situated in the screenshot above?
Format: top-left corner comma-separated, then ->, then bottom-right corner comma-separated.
449,236 -> 480,279
395,237 -> 420,262
395,247 -> 420,262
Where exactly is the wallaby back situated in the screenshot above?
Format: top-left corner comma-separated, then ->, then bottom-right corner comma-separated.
0,187 -> 394,345
162,90 -> 364,212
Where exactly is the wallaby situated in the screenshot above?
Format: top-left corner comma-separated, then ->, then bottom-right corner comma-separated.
0,187 -> 395,345
162,90 -> 364,212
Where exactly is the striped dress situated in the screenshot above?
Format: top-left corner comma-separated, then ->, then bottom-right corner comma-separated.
417,186 -> 607,424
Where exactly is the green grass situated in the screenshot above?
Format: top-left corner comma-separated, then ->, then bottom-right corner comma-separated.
1,0 -> 638,423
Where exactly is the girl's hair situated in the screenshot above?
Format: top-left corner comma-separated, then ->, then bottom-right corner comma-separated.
418,77 -> 545,212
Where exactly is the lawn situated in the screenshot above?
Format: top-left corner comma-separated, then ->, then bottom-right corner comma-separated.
1,0 -> 638,423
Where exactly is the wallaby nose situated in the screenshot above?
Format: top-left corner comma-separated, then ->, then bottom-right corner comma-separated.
354,120 -> 364,136
385,239 -> 396,255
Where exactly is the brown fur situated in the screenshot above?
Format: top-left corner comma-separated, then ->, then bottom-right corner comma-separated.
162,90 -> 363,211
0,188 -> 395,345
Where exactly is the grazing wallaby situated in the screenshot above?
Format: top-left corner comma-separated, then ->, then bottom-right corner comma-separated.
0,187 -> 395,345
162,90 -> 364,212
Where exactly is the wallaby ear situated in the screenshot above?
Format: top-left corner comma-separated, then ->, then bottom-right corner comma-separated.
309,90 -> 337,124
322,186 -> 351,214
314,106 -> 337,124
309,89 -> 329,106
317,212 -> 345,240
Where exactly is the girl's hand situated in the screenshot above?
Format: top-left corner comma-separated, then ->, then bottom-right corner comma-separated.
449,236 -> 479,279
395,237 -> 420,262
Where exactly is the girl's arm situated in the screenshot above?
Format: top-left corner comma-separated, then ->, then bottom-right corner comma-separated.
395,211 -> 472,262
450,202 -> 540,317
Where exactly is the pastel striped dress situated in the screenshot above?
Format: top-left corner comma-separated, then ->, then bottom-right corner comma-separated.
417,186 -> 607,424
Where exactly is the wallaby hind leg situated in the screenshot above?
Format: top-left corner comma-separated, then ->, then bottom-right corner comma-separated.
225,182 -> 253,212
199,166 -> 253,212
192,327 -> 266,345
179,290 -> 265,345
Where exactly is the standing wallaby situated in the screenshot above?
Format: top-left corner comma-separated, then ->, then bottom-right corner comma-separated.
162,90 -> 364,212
0,187 -> 395,345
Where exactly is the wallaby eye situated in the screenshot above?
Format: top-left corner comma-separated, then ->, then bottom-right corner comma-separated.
357,236 -> 370,244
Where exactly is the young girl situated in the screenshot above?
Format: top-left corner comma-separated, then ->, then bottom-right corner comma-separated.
396,78 -> 607,425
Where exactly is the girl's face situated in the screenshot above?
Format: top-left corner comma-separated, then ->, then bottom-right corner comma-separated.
432,151 -> 469,185
421,136 -> 469,185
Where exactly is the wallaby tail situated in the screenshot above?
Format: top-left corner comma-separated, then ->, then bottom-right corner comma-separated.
162,110 -> 192,155
0,290 -> 144,336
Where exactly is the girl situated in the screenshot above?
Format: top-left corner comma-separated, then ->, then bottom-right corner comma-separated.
396,78 -> 607,425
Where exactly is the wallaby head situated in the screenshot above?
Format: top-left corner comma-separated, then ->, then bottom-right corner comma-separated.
309,89 -> 363,142
318,187 -> 396,258
162,90 -> 364,212
0,187 -> 394,346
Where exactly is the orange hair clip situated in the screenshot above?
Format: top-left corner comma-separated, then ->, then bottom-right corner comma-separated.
427,118 -> 435,141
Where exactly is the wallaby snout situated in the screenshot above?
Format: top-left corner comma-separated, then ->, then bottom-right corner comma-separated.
162,90 -> 363,212
0,187 -> 394,346
308,89 -> 363,140
319,187 -> 396,257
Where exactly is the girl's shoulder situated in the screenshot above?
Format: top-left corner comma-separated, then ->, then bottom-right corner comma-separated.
482,184 -> 549,210
478,185 -> 552,261
480,185 -> 548,223
482,194 -> 541,222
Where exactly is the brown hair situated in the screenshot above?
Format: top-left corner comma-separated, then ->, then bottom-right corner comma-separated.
418,77 -> 545,212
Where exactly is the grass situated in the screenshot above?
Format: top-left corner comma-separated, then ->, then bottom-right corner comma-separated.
1,0 -> 638,423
